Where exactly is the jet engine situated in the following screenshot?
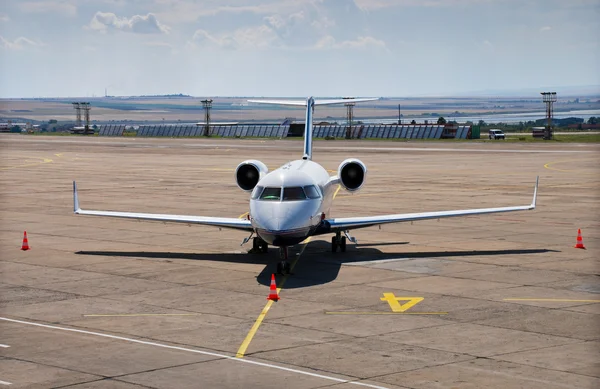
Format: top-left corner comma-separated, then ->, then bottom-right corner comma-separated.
235,160 -> 269,191
337,158 -> 367,192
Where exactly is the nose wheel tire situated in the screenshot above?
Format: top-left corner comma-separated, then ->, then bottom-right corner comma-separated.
277,246 -> 291,275
331,235 -> 346,253
277,261 -> 291,275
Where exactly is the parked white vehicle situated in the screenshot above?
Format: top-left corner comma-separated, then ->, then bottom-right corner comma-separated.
489,129 -> 506,140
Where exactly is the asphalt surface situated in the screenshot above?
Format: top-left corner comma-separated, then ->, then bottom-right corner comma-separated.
1,135 -> 599,388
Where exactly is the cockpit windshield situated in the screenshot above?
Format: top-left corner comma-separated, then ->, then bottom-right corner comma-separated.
303,185 -> 321,199
259,187 -> 281,201
255,185 -> 321,201
283,187 -> 306,201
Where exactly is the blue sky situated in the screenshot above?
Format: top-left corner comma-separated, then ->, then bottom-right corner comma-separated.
0,0 -> 598,98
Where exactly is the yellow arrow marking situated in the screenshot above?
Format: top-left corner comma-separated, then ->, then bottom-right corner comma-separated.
380,293 -> 424,312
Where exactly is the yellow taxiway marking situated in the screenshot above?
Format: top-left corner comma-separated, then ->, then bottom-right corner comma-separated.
504,298 -> 600,303
1,156 -> 53,170
84,313 -> 203,317
333,184 -> 342,199
236,237 -> 312,358
235,300 -> 276,358
380,293 -> 424,312
325,311 -> 447,315
239,211 -> 249,219
543,158 -> 596,173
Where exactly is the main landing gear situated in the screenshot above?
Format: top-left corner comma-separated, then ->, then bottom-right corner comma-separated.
331,231 -> 346,253
277,246 -> 292,275
252,237 -> 268,253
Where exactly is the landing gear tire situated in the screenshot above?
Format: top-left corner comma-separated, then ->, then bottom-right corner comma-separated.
253,237 -> 268,253
252,237 -> 260,251
332,232 -> 346,253
277,261 -> 291,275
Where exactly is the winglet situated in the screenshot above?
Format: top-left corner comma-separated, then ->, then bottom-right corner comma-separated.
531,176 -> 539,209
73,181 -> 80,213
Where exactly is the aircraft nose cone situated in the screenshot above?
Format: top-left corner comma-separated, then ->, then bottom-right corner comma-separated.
260,217 -> 281,232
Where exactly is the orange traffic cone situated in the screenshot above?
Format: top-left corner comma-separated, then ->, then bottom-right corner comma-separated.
21,231 -> 30,251
574,229 -> 586,249
267,274 -> 280,301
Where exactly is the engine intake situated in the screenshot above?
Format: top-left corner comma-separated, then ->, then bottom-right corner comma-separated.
338,158 -> 367,192
235,160 -> 268,191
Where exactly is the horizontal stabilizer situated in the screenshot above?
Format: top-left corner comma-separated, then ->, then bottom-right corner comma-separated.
247,99 -> 307,107
247,97 -> 380,107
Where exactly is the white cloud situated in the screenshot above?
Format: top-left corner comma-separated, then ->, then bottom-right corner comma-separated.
0,36 -> 43,50
19,0 -> 77,16
191,25 -> 278,50
155,0 -> 313,23
540,26 -> 551,32
88,12 -> 170,34
0,13 -> 10,22
315,35 -> 387,50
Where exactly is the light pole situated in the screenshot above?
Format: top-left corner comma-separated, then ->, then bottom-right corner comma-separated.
541,92 -> 557,140
201,99 -> 213,136
344,97 -> 355,139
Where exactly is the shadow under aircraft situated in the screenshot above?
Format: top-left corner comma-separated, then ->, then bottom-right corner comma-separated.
77,240 -> 558,289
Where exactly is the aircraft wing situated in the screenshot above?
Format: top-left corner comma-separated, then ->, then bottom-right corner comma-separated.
325,177 -> 538,232
73,182 -> 253,232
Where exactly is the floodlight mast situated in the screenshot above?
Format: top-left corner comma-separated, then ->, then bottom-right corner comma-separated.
541,92 -> 557,140
344,97 -> 355,139
81,102 -> 91,132
201,99 -> 213,136
72,103 -> 82,127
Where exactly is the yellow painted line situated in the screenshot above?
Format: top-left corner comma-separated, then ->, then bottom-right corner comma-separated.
325,312 -> 448,315
333,184 -> 342,199
84,313 -> 203,317
236,237 -> 312,358
238,211 -> 249,219
235,299 -> 275,358
543,158 -> 596,173
504,298 -> 600,303
0,156 -> 53,170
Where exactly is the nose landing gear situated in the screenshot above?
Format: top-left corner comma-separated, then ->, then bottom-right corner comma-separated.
277,246 -> 292,275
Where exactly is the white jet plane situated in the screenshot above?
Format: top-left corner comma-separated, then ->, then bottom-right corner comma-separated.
73,96 -> 538,275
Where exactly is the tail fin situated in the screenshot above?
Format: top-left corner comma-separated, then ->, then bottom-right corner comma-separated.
248,97 -> 379,160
